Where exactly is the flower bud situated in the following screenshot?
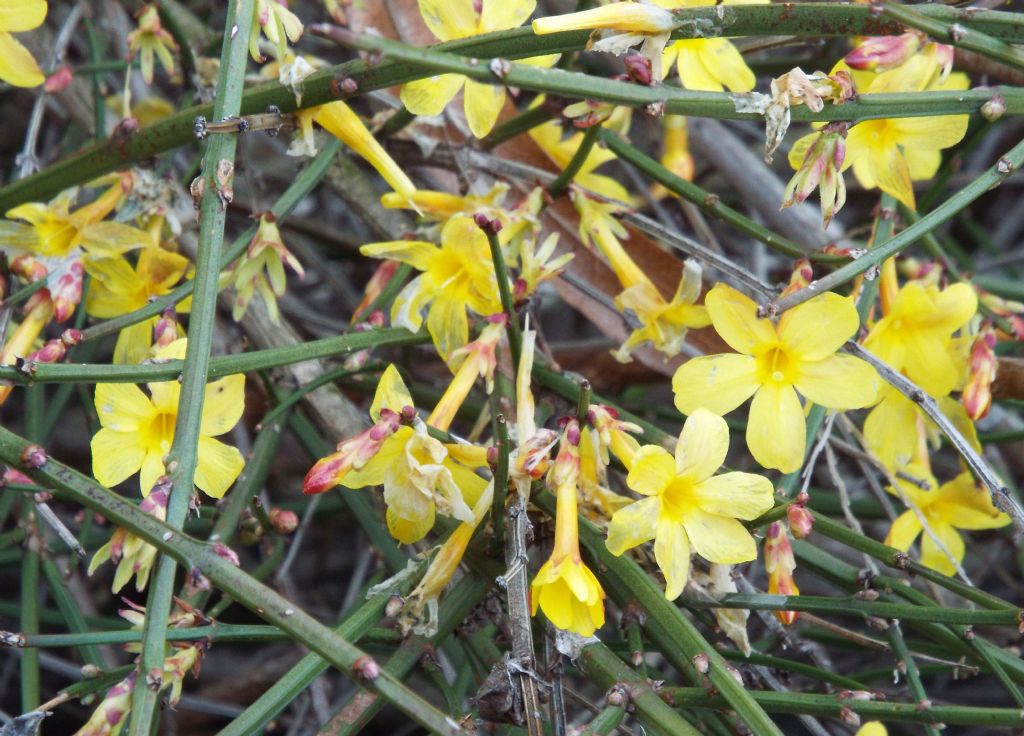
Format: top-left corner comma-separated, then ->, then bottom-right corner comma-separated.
45,66 -> 73,93
303,409 -> 401,494
783,122 -> 849,228
787,503 -> 814,539
764,522 -> 799,625
981,95 -> 1007,122
845,33 -> 921,71
962,324 -> 997,421
269,508 -> 299,534
51,260 -> 84,322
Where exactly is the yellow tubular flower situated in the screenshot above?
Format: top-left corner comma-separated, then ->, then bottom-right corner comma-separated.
607,409 -> 774,599
0,296 -> 54,405
90,338 -> 245,497
7,179 -> 148,260
404,0 -> 557,138
788,56 -> 968,208
84,247 -> 191,364
0,0 -> 46,87
655,0 -> 765,91
886,469 -> 1009,576
673,284 -> 881,473
863,280 -> 977,397
330,365 -> 486,544
127,5 -> 178,85
530,111 -> 633,202
531,421 -> 606,636
312,101 -> 416,201
612,259 -> 712,362
361,215 -> 502,361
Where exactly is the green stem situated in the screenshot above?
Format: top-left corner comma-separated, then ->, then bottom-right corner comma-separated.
578,642 -> 701,736
772,136 -> 1024,313
4,4 -> 1023,210
0,423 -> 466,736
492,414 -> 509,552
534,491 -> 784,736
548,124 -> 600,198
78,137 -> 343,344
20,509 -> 40,712
483,104 -> 556,149
130,2 -> 254,730
887,620 -> 942,736
484,226 -> 522,369
0,327 -> 427,384
659,687 -> 1024,727
882,2 -> 1024,72
600,129 -> 838,262
40,556 -> 106,669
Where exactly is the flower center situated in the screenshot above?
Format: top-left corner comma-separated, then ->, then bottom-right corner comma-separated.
430,248 -> 472,297
143,411 -> 177,455
661,477 -> 695,522
755,346 -> 795,385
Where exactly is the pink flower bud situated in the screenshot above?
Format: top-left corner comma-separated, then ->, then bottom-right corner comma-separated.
51,260 -> 84,323
269,508 -> 299,534
787,504 -> 814,539
845,33 -> 921,71
44,66 -> 73,93
963,324 -> 998,420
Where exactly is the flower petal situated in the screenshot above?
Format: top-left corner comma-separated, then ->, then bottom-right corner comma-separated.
693,472 -> 775,520
480,0 -> 536,33
885,510 -> 922,551
463,79 -> 505,138
675,408 -> 729,482
794,354 -> 881,410
91,428 -> 146,488
672,354 -> 759,415
387,504 -> 435,544
683,507 -> 758,565
370,364 -> 415,419
626,445 -> 675,496
417,0 -> 478,41
904,147 -> 941,181
194,436 -> 245,498
94,382 -> 155,430
705,283 -> 776,355
200,374 -> 245,437
343,430 -> 409,488
606,496 -> 661,555
654,518 -> 691,600
400,73 -> 464,117
0,31 -> 42,87
746,383 -> 805,473
863,389 -> 919,471
919,521 -> 964,576
935,474 -> 1010,531
139,449 -> 166,496
360,240 -> 436,270
890,114 -> 968,151
869,144 -> 915,209
426,294 -> 468,361
0,0 -> 47,32
777,291 -> 858,361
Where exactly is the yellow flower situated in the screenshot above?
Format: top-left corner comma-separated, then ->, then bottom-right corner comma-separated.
6,177 -> 148,260
612,259 -> 712,362
326,365 -> 487,543
855,725 -> 887,736
572,192 -> 710,361
88,482 -> 169,592
532,420 -> 606,635
380,182 -> 511,226
84,247 -> 191,364
864,388 -> 979,472
127,5 -> 178,85
0,0 -> 47,88
886,469 -> 1009,576
673,284 -> 880,472
250,0 -> 303,63
224,212 -> 304,324
655,0 -> 764,92
607,409 -> 774,599
788,56 -> 968,208
90,338 -> 245,497
863,280 -> 977,397
403,0 -> 558,138
653,115 -> 694,198
529,107 -> 633,202
533,2 -> 673,78
361,215 -> 502,361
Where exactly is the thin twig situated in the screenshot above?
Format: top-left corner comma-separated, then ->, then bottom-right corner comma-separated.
846,341 -> 1024,535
